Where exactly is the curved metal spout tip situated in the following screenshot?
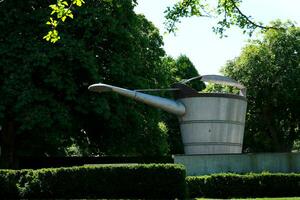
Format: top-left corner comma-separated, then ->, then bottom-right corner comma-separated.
88,83 -> 113,93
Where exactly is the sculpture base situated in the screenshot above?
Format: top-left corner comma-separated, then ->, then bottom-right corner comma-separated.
173,152 -> 300,176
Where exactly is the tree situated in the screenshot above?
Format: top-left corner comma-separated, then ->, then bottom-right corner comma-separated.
0,0 -> 171,168
164,0 -> 283,37
222,21 -> 300,152
44,0 -> 286,43
161,55 -> 204,154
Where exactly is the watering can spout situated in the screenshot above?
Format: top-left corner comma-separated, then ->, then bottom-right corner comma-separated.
88,83 -> 186,116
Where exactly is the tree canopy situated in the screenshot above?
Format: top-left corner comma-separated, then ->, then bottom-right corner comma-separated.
44,0 -> 288,43
0,0 -> 176,168
222,21 -> 300,152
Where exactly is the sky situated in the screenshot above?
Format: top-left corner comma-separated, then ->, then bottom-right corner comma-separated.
134,0 -> 300,75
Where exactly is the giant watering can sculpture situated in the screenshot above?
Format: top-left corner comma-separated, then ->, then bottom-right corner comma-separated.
89,75 -> 247,155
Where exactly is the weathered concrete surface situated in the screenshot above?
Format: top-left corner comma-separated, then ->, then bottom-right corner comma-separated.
174,152 -> 300,176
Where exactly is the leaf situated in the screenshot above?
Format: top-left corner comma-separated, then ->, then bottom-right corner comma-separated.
49,4 -> 58,10
73,0 -> 85,7
43,33 -> 51,41
43,31 -> 53,41
62,1 -> 68,6
67,13 -> 74,19
43,29 -> 60,43
50,35 -> 60,43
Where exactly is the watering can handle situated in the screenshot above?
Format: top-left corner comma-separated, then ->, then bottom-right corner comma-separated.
181,75 -> 246,97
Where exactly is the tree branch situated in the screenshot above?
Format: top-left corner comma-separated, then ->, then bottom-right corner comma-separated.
228,0 -> 283,31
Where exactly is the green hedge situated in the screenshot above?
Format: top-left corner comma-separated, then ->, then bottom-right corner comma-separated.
0,164 -> 186,199
0,170 -> 20,198
187,173 -> 300,198
5,165 -> 300,199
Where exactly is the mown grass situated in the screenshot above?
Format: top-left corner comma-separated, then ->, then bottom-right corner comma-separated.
237,198 -> 300,200
197,198 -> 300,200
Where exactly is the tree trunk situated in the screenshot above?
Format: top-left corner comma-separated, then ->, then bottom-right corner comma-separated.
0,119 -> 17,169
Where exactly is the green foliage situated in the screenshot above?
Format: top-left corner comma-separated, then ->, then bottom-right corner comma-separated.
44,0 -> 85,43
164,0 -> 284,37
164,0 -> 212,33
0,170 -> 20,198
203,82 -> 240,94
0,0 -> 171,168
187,173 -> 300,198
162,55 -> 204,89
292,139 -> 300,152
222,22 -> 300,152
0,164 -> 187,199
44,0 -> 287,41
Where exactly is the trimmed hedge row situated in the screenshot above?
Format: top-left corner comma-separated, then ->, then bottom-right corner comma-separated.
187,173 -> 300,198
0,170 -> 20,198
4,166 -> 300,199
0,164 -> 186,199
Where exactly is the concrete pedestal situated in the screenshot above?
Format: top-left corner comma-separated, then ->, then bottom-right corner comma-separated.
174,152 -> 300,176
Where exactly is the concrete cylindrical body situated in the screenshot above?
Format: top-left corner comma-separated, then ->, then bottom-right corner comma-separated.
178,93 -> 247,155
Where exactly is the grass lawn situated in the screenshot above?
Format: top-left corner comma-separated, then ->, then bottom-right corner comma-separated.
236,197 -> 300,200
237,198 -> 300,200
197,198 -> 300,200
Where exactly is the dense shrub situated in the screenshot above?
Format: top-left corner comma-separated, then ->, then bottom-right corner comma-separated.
0,164 -> 186,199
187,173 -> 300,198
0,170 -> 19,198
